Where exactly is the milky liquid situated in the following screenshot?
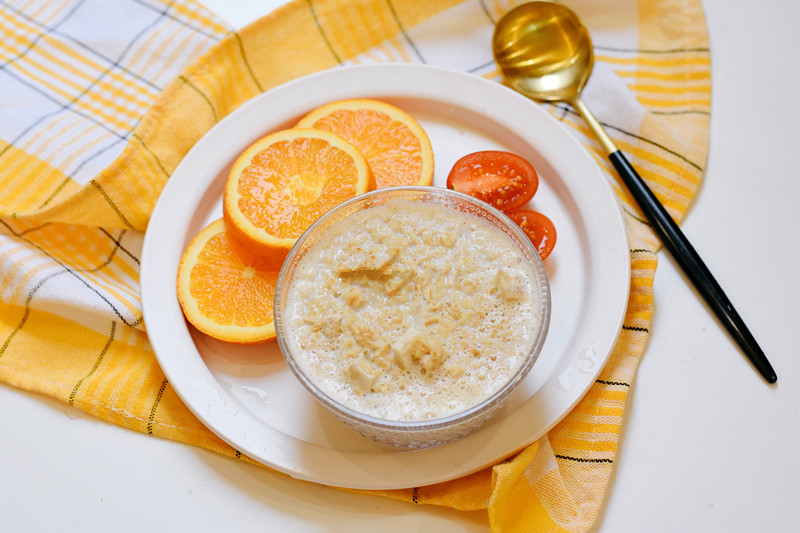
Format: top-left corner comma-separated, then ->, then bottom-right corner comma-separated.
284,199 -> 542,421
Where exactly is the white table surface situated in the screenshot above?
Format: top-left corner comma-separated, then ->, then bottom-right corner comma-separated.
2,1 -> 798,531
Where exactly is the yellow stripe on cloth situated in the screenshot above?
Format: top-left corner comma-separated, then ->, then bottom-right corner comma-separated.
0,0 -> 709,531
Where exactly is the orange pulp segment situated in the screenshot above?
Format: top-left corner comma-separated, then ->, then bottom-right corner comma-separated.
177,219 -> 279,344
296,99 -> 434,189
223,128 -> 374,257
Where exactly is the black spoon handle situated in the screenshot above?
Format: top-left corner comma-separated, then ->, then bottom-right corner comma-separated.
609,151 -> 777,384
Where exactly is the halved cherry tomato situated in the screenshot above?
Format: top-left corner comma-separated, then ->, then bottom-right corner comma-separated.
446,151 -> 538,213
507,210 -> 557,260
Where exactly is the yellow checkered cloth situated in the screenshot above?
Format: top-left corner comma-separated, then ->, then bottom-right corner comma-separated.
0,0 -> 709,531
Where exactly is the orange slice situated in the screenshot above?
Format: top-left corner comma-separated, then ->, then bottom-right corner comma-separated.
223,128 -> 374,257
296,99 -> 434,189
177,219 -> 279,344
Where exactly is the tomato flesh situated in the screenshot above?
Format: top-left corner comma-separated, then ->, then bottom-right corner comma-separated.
446,151 -> 538,212
507,210 -> 557,261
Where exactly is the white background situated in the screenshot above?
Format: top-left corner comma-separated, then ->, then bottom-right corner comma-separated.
2,0 -> 798,531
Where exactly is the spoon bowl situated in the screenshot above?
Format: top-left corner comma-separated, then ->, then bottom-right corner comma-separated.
492,2 -> 593,103
491,1 -> 776,383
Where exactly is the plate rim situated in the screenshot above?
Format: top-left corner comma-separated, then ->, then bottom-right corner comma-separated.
140,63 -> 630,489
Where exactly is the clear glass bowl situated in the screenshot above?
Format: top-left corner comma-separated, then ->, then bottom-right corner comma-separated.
273,186 -> 551,449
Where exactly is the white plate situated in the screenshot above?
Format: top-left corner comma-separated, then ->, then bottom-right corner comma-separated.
140,64 -> 630,490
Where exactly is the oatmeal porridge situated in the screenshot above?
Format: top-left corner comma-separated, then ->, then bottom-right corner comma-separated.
283,198 -> 544,421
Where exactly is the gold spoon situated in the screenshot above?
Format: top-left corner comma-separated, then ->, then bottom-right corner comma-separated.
492,1 -> 777,384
